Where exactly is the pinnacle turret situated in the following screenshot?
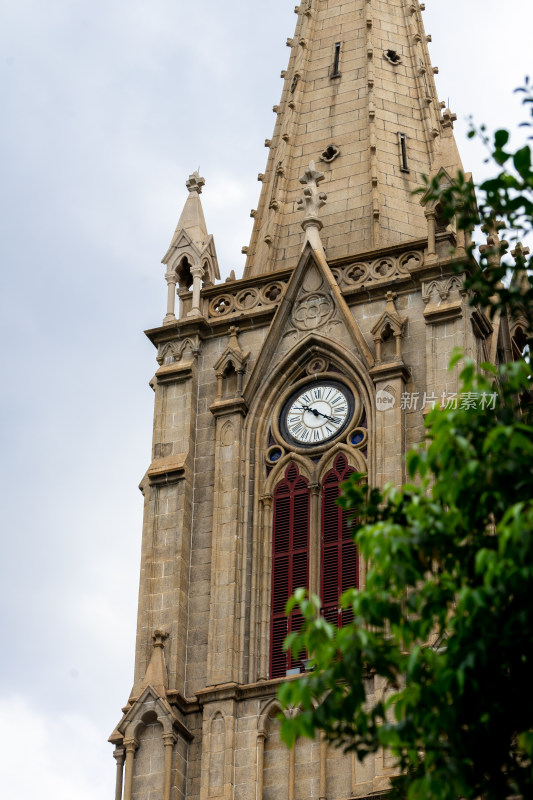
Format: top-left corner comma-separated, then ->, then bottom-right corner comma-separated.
161,171 -> 220,324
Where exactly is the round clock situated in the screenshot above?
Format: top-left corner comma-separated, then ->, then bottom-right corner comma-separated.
280,380 -> 353,447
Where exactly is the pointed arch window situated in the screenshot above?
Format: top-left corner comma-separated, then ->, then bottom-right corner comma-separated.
270,463 -> 310,679
321,453 -> 358,628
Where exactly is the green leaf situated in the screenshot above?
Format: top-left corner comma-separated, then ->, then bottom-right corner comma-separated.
494,129 -> 510,148
513,144 -> 532,175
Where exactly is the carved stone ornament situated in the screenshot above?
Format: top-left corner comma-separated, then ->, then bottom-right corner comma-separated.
292,293 -> 334,331
157,336 -> 200,366
296,161 -> 327,225
185,171 -> 205,194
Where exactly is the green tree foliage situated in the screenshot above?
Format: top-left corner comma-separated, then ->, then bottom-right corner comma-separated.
277,86 -> 533,800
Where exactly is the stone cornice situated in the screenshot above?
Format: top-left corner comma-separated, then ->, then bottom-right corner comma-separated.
155,360 -> 194,384
147,454 -> 187,486
423,300 -> 463,324
369,361 -> 410,384
145,317 -> 212,347
209,397 -> 248,417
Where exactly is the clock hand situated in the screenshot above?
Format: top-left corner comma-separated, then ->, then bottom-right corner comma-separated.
302,405 -> 336,422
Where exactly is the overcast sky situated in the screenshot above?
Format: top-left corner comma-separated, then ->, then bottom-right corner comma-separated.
1,1 -> 532,797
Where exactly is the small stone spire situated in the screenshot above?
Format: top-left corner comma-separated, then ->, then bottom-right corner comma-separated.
140,631 -> 169,697
297,161 -> 327,256
511,242 -> 531,294
161,172 -> 220,324
429,106 -> 464,176
171,171 -> 208,251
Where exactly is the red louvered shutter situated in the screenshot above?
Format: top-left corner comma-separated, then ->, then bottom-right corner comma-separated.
270,464 -> 310,678
321,454 -> 358,628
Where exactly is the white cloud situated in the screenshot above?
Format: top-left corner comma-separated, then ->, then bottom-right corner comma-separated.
0,696 -> 112,799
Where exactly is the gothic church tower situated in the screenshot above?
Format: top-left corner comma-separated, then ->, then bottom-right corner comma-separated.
109,2 -> 499,799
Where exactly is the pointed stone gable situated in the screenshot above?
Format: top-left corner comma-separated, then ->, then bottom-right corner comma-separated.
244,241 -> 374,405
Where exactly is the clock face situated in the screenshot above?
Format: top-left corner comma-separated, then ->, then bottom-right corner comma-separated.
280,381 -> 353,446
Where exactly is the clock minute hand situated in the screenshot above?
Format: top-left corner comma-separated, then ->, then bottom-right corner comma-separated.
302,404 -> 335,422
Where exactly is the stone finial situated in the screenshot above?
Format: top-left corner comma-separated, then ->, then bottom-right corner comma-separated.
297,161 -> 327,227
384,291 -> 399,315
152,630 -> 169,648
186,171 -> 205,194
511,241 -> 530,264
228,325 -> 242,353
480,219 -> 509,269
441,108 -> 457,130
481,219 -> 505,237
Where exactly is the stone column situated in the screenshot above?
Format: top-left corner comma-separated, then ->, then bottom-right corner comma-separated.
256,733 -> 266,800
164,271 -> 177,324
123,738 -> 138,800
425,209 -> 437,262
177,287 -> 188,319
188,264 -> 204,317
113,746 -> 125,800
163,732 -> 177,800
259,495 -> 273,680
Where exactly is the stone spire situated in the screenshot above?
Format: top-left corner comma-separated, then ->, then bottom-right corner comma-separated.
243,0 -> 464,277
161,171 -> 220,323
168,171 -> 208,251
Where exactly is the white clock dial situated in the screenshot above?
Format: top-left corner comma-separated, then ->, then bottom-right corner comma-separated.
284,384 -> 350,445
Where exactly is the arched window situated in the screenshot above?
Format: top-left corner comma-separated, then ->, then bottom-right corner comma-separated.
270,463 -> 310,678
321,453 -> 358,628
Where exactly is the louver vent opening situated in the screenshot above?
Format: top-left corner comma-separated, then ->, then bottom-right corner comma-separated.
321,454 -> 358,629
270,463 -> 310,678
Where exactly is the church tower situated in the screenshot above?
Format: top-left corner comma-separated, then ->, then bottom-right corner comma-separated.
109,2 -> 499,798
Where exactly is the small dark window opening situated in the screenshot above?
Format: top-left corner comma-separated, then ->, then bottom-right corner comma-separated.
513,327 -> 528,357
331,42 -> 341,78
290,74 -> 299,93
398,132 -> 409,173
385,49 -> 401,64
320,144 -> 340,163
382,323 -> 394,342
